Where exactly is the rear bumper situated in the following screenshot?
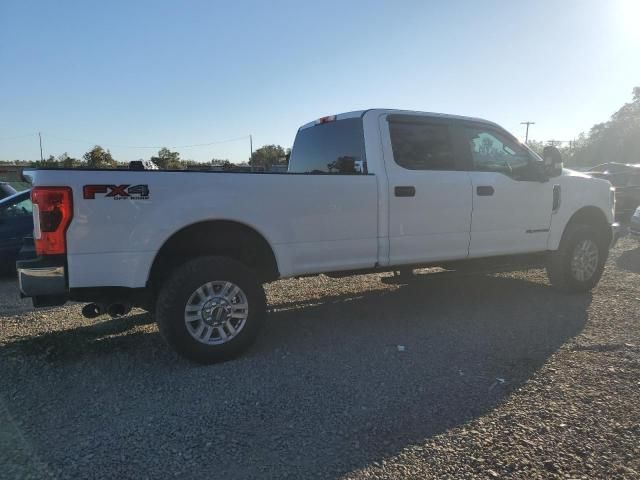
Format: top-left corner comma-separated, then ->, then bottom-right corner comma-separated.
17,255 -> 67,301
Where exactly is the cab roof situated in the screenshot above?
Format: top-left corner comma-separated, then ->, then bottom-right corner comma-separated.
298,109 -> 500,131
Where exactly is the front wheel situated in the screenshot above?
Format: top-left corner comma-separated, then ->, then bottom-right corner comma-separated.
546,224 -> 608,292
155,256 -> 266,364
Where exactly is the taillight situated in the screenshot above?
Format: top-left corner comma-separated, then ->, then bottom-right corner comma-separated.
31,187 -> 73,255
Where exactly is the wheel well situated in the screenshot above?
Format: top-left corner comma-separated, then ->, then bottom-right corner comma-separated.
148,221 -> 279,288
565,206 -> 611,246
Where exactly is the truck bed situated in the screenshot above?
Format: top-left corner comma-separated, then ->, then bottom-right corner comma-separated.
24,169 -> 380,288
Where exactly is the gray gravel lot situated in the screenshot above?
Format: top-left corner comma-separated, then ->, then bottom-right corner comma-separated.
1,240 -> 639,479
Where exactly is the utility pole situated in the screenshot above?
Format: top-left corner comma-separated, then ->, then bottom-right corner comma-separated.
520,121 -> 535,143
38,132 -> 43,161
249,134 -> 253,161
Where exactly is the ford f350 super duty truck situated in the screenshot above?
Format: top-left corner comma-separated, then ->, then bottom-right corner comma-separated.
17,110 -> 619,363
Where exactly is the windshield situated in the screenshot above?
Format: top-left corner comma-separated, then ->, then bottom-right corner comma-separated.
0,189 -> 30,206
0,183 -> 18,198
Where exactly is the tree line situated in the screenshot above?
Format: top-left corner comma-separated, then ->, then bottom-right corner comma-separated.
0,144 -> 290,171
527,86 -> 640,167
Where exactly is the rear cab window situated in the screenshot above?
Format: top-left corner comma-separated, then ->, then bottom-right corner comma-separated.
288,118 -> 367,174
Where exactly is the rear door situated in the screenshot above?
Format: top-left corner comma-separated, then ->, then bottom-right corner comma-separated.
381,114 -> 473,264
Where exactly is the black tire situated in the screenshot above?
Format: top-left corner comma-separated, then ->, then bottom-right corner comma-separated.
546,223 -> 608,292
155,256 -> 266,364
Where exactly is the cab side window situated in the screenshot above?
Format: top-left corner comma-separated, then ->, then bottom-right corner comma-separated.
389,120 -> 456,171
466,127 -> 531,178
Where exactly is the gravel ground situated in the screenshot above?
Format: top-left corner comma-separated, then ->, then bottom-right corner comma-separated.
1,239 -> 639,479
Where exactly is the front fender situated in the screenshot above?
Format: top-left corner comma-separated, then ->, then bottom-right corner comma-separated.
547,173 -> 613,251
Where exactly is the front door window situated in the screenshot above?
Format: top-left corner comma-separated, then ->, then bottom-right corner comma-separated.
466,128 -> 531,180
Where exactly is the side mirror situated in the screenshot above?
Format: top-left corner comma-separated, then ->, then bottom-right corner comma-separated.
543,146 -> 563,177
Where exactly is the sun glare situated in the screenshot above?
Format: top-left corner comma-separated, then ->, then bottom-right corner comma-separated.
618,0 -> 640,43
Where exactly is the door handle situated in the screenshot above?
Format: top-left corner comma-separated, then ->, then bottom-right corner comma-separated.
395,186 -> 416,197
476,186 -> 494,196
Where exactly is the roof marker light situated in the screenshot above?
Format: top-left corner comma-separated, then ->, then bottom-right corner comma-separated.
315,115 -> 337,125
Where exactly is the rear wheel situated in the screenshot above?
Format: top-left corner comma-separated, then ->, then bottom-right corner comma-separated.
546,224 -> 608,292
155,256 -> 266,364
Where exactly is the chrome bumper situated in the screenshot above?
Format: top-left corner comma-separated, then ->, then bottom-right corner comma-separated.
630,215 -> 640,238
611,222 -> 623,247
17,259 -> 67,297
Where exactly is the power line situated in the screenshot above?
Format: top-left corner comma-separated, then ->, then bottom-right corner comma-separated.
0,132 -> 251,150
42,133 -> 251,150
0,133 -> 39,141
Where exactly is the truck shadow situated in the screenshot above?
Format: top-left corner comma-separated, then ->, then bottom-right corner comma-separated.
1,274 -> 591,479
1,312 -> 157,360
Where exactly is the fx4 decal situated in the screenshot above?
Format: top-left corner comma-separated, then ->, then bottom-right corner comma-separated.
83,184 -> 150,200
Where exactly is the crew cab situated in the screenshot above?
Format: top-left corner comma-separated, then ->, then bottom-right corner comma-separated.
17,110 -> 619,363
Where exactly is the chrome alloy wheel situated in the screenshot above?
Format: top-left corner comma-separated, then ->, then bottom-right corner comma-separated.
184,281 -> 249,345
570,239 -> 599,282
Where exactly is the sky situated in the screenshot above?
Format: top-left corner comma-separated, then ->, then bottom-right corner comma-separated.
1,0 -> 639,163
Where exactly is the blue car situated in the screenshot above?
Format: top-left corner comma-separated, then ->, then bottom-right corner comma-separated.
0,190 -> 33,270
630,207 -> 640,240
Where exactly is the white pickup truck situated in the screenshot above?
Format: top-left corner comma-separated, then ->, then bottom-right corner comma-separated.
18,109 -> 619,363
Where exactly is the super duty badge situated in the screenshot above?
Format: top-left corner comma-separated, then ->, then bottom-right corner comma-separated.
83,184 -> 150,200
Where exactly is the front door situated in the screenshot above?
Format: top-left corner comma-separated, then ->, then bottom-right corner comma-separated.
382,114 -> 473,265
461,125 -> 554,257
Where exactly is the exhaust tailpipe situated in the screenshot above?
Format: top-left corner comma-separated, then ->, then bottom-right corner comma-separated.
82,303 -> 105,319
107,303 -> 131,318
